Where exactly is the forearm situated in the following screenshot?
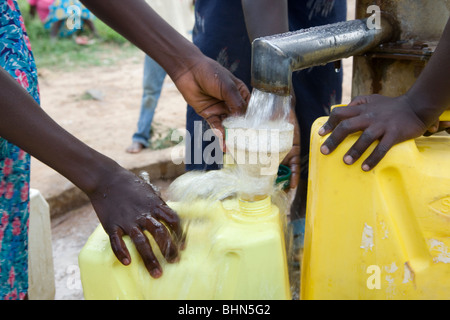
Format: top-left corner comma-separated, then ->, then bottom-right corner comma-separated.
241,0 -> 288,42
0,68 -> 118,194
80,0 -> 203,81
406,18 -> 450,126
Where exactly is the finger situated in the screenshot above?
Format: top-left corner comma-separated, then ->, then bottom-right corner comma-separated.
361,135 -> 395,171
200,99 -> 227,117
283,151 -> 300,189
237,79 -> 251,107
205,114 -> 226,152
348,95 -> 371,107
319,105 -> 362,136
289,162 -> 300,189
440,121 -> 450,131
424,121 -> 450,136
129,226 -> 162,278
210,127 -> 226,153
179,219 -> 190,250
426,120 -> 440,134
343,128 -> 383,165
152,204 -> 183,242
221,75 -> 249,115
320,116 -> 369,155
109,227 -> 131,266
140,215 -> 179,263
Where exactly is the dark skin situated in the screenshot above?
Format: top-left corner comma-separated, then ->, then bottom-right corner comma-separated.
1,0 -> 249,278
80,0 -> 250,139
319,17 -> 450,170
241,0 -> 301,190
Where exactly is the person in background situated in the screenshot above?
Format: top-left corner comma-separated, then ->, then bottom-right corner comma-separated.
43,0 -> 97,43
319,17 -> 450,170
186,0 -> 346,261
126,0 -> 194,154
27,0 -> 53,22
0,0 -> 249,299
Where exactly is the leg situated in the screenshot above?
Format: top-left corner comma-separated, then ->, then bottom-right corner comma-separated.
127,55 -> 166,153
82,19 -> 98,37
50,20 -> 64,39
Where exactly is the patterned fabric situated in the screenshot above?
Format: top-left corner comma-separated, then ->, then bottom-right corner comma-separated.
26,0 -> 53,23
186,0 -> 346,178
0,0 -> 40,300
43,0 -> 95,37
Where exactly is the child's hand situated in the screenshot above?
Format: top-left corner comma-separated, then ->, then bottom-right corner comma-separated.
87,166 -> 184,279
318,94 -> 430,171
174,56 -> 250,144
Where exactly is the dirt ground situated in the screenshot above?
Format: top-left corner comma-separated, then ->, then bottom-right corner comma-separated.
31,2 -> 355,300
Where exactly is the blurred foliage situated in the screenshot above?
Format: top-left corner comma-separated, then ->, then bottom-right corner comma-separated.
149,123 -> 182,150
17,0 -> 139,70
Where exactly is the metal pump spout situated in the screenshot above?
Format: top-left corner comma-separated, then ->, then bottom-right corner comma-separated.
251,17 -> 394,95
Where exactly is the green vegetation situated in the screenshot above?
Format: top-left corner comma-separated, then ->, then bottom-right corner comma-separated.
17,0 -> 139,70
16,0 -> 180,151
148,124 -> 182,150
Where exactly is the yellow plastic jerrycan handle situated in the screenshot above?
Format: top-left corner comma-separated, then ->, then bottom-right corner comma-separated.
330,104 -> 450,122
441,110 -> 450,122
327,104 -> 450,157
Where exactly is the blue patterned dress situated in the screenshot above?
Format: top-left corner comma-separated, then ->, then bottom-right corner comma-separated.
0,0 -> 40,300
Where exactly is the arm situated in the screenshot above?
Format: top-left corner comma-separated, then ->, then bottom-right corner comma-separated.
241,0 -> 288,42
80,0 -> 250,138
2,0 -> 249,278
0,68 -> 181,278
319,17 -> 450,171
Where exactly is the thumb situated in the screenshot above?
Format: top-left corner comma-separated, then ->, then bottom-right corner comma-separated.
348,95 -> 372,107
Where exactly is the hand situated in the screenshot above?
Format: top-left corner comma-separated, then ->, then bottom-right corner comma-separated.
86,166 -> 183,278
281,143 -> 300,189
174,56 -> 251,142
318,94 -> 430,171
0,67 -> 182,279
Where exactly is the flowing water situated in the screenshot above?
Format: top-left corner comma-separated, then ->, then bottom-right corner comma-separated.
166,88 -> 297,298
168,88 -> 295,202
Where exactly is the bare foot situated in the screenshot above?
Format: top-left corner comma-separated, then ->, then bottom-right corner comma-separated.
75,35 -> 96,45
126,141 -> 145,154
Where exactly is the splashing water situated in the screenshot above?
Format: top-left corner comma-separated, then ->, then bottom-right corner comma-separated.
166,88 -> 297,298
244,89 -> 292,127
168,88 -> 294,202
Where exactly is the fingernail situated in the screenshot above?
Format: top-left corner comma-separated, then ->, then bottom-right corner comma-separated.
320,145 -> 330,155
362,164 -> 370,171
151,268 -> 162,278
344,155 -> 353,165
318,127 -> 325,135
122,258 -> 130,265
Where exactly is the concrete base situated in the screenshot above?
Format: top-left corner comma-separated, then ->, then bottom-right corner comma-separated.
28,188 -> 55,300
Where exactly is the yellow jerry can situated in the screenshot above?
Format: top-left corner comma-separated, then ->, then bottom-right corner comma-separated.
79,195 -> 291,300
301,107 -> 450,300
